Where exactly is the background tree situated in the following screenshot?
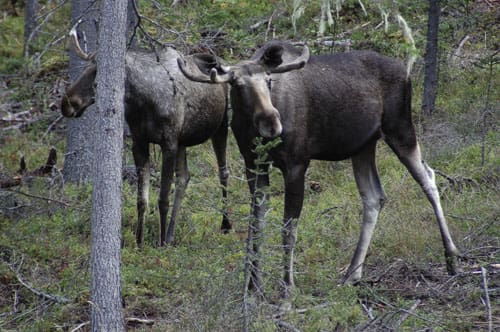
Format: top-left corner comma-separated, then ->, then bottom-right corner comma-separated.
23,0 -> 39,57
127,0 -> 138,46
421,0 -> 440,115
63,0 -> 98,183
90,0 -> 128,329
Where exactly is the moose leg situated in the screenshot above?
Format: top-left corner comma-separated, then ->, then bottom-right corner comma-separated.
211,119 -> 230,232
158,145 -> 177,246
281,163 -> 307,298
132,141 -> 150,247
390,143 -> 459,275
345,141 -> 386,283
165,147 -> 189,245
244,161 -> 270,297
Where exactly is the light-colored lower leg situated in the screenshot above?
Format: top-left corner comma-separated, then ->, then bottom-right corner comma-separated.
401,145 -> 459,274
345,144 -> 385,283
282,217 -> 298,298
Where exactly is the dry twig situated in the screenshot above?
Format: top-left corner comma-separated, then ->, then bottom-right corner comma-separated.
6,189 -> 69,207
126,317 -> 155,326
392,299 -> 422,330
481,267 -> 493,332
69,321 -> 89,332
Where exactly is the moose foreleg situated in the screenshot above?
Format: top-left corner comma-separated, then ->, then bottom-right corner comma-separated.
281,164 -> 306,298
166,147 -> 189,245
158,146 -> 177,246
345,143 -> 386,284
133,142 -> 150,247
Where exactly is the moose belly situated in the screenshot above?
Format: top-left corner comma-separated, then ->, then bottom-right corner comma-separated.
308,119 -> 381,161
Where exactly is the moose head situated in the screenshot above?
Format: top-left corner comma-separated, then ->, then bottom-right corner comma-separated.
177,42 -> 310,138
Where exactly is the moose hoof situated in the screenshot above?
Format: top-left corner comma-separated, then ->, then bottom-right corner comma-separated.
342,269 -> 362,285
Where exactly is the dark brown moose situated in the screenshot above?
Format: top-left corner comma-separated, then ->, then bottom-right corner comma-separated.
178,41 -> 460,298
61,25 -> 231,246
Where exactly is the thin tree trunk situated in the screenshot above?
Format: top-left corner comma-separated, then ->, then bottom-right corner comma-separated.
127,0 -> 138,46
421,0 -> 440,116
63,0 -> 98,183
90,0 -> 127,330
23,0 -> 39,57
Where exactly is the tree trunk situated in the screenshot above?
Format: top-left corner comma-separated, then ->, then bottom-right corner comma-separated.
90,0 -> 127,330
23,0 -> 39,57
63,0 -> 98,183
127,0 -> 138,46
421,0 -> 440,116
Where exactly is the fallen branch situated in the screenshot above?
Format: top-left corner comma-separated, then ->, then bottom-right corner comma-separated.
360,301 -> 375,320
70,318 -> 155,331
0,147 -> 57,188
392,299 -> 422,330
126,317 -> 155,325
70,321 -> 89,332
434,168 -> 477,190
7,262 -> 70,304
5,189 -> 70,207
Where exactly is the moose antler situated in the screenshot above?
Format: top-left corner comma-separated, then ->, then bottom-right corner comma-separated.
69,19 -> 95,61
266,44 -> 310,74
177,57 -> 233,84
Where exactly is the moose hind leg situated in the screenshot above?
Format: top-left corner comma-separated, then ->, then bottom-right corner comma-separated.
166,147 -> 189,245
133,141 -> 150,247
345,142 -> 386,284
158,145 -> 177,246
211,122 -> 231,232
390,142 -> 459,275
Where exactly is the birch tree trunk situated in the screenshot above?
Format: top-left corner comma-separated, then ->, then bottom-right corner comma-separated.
421,0 -> 440,116
90,0 -> 127,330
63,0 -> 98,183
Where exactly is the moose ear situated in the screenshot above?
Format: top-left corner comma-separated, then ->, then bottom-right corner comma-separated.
262,45 -> 284,67
192,54 -> 223,75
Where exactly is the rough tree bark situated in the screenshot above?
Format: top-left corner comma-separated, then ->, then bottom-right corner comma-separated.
63,0 -> 98,183
421,0 -> 440,115
23,0 -> 39,56
90,0 -> 127,330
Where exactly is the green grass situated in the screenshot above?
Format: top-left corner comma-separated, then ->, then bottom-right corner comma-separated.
1,135 -> 497,330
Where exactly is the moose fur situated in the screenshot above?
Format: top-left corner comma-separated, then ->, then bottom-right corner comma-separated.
178,41 -> 460,297
62,40 -> 231,246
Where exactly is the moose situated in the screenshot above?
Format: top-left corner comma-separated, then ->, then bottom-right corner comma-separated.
178,41 -> 460,297
61,24 -> 231,247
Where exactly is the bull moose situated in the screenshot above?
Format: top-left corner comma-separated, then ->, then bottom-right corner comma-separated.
61,24 -> 231,246
178,41 -> 460,298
